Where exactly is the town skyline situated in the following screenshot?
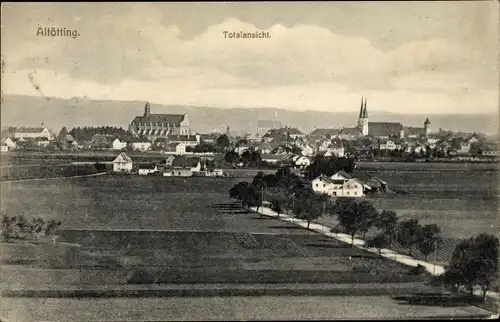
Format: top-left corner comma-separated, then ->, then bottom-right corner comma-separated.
2,2 -> 499,115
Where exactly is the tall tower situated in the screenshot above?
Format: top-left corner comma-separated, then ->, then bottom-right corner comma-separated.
360,97 -> 369,136
357,96 -> 364,127
424,117 -> 431,138
144,102 -> 151,117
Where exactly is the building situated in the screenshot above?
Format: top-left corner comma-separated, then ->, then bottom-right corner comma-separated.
138,163 -> 158,175
129,102 -> 191,140
350,97 -> 431,140
111,138 -> 127,150
3,137 -> 17,149
1,145 -> 8,152
312,173 -> 364,197
293,155 -> 311,168
112,152 -> 133,172
129,139 -> 152,152
308,128 -> 341,140
3,125 -> 53,141
176,140 -> 198,154
301,144 -> 315,156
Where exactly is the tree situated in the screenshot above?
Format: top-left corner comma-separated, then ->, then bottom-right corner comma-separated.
366,233 -> 391,257
374,210 -> 399,245
15,214 -> 30,238
252,171 -> 265,190
224,151 -> 239,165
417,224 -> 442,261
395,219 -> 422,256
215,134 -> 230,151
263,174 -> 278,188
1,214 -> 15,241
357,200 -> 379,239
296,193 -> 327,229
45,219 -> 62,236
229,181 -> 250,205
444,234 -> 499,300
29,217 -> 46,240
336,198 -> 367,247
270,197 -> 283,218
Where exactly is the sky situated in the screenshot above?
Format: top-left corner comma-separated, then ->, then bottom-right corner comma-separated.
1,2 -> 499,115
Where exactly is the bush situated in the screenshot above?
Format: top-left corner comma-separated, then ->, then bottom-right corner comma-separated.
127,269 -> 155,284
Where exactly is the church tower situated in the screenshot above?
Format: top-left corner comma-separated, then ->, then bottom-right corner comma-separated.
144,102 -> 151,117
424,117 -> 431,138
359,97 -> 369,136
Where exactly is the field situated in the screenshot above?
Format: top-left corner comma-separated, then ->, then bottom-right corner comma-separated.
1,162 -> 498,320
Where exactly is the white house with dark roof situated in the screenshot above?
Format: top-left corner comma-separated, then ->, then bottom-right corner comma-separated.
129,102 -> 191,139
112,152 -> 133,172
312,173 -> 364,197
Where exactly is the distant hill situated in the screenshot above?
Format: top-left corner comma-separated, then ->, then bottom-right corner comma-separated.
1,95 -> 497,135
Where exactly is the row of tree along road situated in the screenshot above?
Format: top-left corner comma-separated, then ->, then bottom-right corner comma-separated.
228,166 -> 499,302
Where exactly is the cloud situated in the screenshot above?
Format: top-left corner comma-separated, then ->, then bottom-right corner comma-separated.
1,3 -> 498,114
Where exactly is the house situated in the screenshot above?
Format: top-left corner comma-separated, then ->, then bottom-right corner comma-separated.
1,145 -> 8,152
91,134 -> 115,149
234,146 -> 250,155
312,174 -> 336,195
129,138 -> 152,152
207,169 -> 224,177
301,144 -> 315,156
163,156 -> 193,176
257,142 -> 276,154
165,155 -> 176,167
176,141 -> 198,154
261,154 -> 285,165
189,158 -> 204,173
112,152 -> 133,172
112,138 -> 127,150
379,139 -> 399,151
36,137 -> 50,147
294,155 -> 311,168
330,171 -> 353,181
308,128 -> 341,140
3,137 -> 17,149
326,142 -> 345,157
312,174 -> 364,197
138,163 -> 158,175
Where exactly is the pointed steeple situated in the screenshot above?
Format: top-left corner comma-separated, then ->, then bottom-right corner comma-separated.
358,96 -> 364,119
363,97 -> 368,119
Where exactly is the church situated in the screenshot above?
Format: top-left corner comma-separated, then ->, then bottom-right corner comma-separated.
340,97 -> 431,140
128,102 -> 191,141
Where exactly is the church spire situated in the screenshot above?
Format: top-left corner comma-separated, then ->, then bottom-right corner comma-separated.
359,96 -> 364,119
362,97 -> 368,119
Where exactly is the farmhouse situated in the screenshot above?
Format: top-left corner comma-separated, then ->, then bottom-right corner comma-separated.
138,163 -> 158,175
113,152 -> 133,172
312,174 -> 365,198
111,138 -> 127,150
